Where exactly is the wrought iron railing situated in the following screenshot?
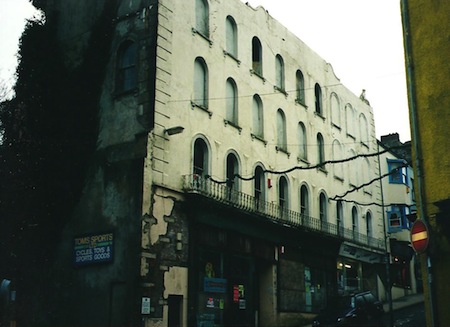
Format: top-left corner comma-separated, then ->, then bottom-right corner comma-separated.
183,174 -> 385,250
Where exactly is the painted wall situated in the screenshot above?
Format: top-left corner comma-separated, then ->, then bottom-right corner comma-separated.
401,0 -> 450,325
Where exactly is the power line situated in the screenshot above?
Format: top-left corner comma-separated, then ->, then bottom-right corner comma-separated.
207,144 -> 409,183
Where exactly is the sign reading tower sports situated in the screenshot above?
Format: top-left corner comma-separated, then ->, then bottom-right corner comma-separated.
74,232 -> 114,266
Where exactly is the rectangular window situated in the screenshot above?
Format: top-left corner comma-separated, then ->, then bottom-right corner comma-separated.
387,159 -> 407,184
387,205 -> 409,232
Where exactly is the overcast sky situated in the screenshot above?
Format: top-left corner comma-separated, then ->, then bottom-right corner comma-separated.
244,0 -> 410,142
0,0 -> 411,142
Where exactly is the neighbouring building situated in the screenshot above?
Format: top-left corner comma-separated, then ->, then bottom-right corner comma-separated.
401,0 -> 450,325
378,134 -> 419,300
8,0 -> 392,326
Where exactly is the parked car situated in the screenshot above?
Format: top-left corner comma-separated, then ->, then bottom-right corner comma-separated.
312,291 -> 384,326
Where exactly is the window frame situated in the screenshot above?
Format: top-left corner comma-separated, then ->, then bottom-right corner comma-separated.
116,40 -> 137,94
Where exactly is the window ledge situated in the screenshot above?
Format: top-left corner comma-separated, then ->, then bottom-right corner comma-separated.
191,101 -> 213,117
275,146 -> 290,158
317,166 -> 328,175
274,85 -> 288,98
251,133 -> 268,146
249,69 -> 266,83
361,141 -> 369,149
314,112 -> 326,121
334,175 -> 344,183
191,28 -> 213,46
295,98 -> 307,109
224,119 -> 242,134
297,157 -> 310,165
331,123 -> 341,131
223,50 -> 241,66
346,133 -> 356,140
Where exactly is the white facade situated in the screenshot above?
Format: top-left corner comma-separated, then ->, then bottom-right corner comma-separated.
151,0 -> 383,240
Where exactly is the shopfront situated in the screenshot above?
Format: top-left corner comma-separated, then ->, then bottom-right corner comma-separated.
190,225 -> 275,327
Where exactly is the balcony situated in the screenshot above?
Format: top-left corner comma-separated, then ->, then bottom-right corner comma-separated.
183,175 -> 385,251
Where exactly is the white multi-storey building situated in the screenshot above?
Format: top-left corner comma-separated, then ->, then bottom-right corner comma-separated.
33,0 -> 389,326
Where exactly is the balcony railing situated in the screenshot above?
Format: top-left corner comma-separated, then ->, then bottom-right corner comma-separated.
183,174 -> 385,250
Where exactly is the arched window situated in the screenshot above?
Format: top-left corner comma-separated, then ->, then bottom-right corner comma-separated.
348,149 -> 358,186
225,16 -> 238,57
193,138 -> 209,177
331,93 -> 341,127
195,0 -> 209,36
252,37 -> 263,75
275,54 -> 285,91
317,133 -> 325,164
277,109 -> 287,151
254,165 -> 265,208
252,95 -> 263,137
332,140 -> 343,179
362,158 -> 371,194
319,192 -> 328,225
296,70 -> 305,105
314,83 -> 323,115
346,104 -> 355,137
300,185 -> 309,217
359,113 -> 369,145
337,200 -> 344,235
352,206 -> 358,236
279,176 -> 289,214
116,41 -> 137,93
298,122 -> 307,160
366,211 -> 372,238
226,78 -> 238,124
226,153 -> 239,192
194,57 -> 208,108
300,184 -> 309,217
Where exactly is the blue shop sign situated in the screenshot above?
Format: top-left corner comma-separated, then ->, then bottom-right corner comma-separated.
74,232 -> 114,266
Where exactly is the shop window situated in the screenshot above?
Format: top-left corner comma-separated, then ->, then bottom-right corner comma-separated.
116,41 -> 137,94
251,37 -> 263,76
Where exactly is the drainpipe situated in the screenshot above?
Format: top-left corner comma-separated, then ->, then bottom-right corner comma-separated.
400,0 -> 436,325
377,142 -> 393,327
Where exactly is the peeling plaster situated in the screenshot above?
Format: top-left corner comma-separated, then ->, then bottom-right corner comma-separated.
151,192 -> 174,245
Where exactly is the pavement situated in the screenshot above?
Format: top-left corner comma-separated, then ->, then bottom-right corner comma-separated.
383,292 -> 424,312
